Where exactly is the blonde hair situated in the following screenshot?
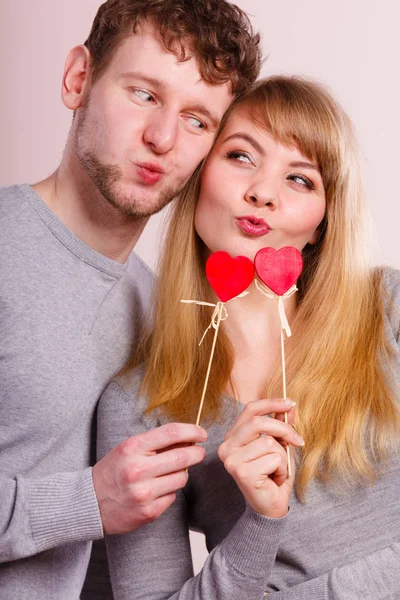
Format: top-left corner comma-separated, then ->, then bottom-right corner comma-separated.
133,76 -> 400,499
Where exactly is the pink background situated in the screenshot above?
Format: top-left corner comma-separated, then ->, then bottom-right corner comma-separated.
1,0 -> 399,271
1,0 -> 399,570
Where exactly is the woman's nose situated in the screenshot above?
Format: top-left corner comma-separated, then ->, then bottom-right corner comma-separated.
244,187 -> 277,209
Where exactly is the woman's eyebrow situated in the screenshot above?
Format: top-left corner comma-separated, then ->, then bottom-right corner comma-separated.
221,133 -> 265,155
289,161 -> 320,172
221,134 -> 321,173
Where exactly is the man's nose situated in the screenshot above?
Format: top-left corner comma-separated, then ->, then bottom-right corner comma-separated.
143,109 -> 179,154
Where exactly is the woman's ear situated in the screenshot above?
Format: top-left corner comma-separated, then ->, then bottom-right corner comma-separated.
307,229 -> 320,246
61,45 -> 92,111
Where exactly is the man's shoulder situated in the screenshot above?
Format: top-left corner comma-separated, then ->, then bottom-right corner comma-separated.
127,252 -> 154,279
0,184 -> 30,222
126,252 -> 155,293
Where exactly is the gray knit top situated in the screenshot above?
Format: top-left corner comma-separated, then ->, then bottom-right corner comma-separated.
97,268 -> 400,600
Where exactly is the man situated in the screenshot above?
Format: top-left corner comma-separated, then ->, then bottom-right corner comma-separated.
0,0 -> 261,598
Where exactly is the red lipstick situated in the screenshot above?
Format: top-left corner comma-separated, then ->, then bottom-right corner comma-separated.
236,215 -> 271,237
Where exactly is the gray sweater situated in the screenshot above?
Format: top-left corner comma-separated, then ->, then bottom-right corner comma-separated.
97,268 -> 400,600
0,184 -> 153,599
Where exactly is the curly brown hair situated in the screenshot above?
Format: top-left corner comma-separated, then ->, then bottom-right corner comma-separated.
84,0 -> 262,96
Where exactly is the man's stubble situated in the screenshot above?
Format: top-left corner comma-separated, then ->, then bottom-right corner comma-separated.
74,105 -> 179,220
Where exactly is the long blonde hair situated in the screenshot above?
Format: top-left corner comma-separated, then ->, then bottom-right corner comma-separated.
133,76 -> 400,499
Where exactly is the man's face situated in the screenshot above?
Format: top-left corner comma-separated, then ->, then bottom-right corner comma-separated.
74,22 -> 233,218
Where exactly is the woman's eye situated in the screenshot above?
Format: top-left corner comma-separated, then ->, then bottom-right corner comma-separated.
287,173 -> 315,190
132,89 -> 155,103
225,150 -> 254,165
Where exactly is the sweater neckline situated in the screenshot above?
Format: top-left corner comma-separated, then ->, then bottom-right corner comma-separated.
19,184 -> 130,278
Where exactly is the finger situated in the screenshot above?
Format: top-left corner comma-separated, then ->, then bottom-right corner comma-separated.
153,470 -> 190,497
221,415 -> 304,456
151,493 -> 178,518
127,423 -> 208,453
228,451 -> 288,488
131,469 -> 190,506
137,493 -> 178,525
231,434 -> 288,465
225,398 -> 296,440
287,444 -> 296,486
141,443 -> 206,477
275,405 -> 296,426
273,443 -> 297,487
249,452 -> 288,488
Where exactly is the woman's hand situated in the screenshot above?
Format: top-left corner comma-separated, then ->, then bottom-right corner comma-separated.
218,398 -> 304,519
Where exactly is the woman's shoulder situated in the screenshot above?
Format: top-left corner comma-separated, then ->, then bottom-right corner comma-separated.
98,365 -> 161,435
382,266 -> 400,298
379,266 -> 400,345
100,364 -> 146,404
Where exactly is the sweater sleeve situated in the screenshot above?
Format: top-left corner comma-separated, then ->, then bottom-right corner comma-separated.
0,468 -> 103,562
268,542 -> 400,599
97,379 -> 287,600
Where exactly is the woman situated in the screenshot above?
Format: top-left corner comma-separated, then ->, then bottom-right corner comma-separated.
96,76 -> 400,599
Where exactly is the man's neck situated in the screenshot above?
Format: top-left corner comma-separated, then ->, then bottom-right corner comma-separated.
31,153 -> 148,264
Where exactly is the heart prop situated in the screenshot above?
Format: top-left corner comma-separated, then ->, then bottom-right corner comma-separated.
254,247 -> 303,296
206,251 -> 255,302
254,246 -> 303,479
181,251 -> 254,426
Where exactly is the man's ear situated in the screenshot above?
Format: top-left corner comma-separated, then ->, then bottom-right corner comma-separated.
61,45 -> 91,111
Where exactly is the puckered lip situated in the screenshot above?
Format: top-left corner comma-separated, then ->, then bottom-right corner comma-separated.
136,161 -> 165,174
236,215 -> 271,229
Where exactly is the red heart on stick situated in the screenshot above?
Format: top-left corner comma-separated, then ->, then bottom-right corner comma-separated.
206,251 -> 255,302
254,246 -> 303,296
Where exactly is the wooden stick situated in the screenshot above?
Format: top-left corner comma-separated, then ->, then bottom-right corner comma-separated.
196,303 -> 224,427
280,327 -> 292,478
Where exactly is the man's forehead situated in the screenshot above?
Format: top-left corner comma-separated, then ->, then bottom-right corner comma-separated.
110,33 -> 230,91
106,27 -> 195,79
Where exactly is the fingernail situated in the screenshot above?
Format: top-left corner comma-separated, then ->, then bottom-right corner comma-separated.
296,434 -> 305,446
199,427 -> 208,440
285,399 -> 296,407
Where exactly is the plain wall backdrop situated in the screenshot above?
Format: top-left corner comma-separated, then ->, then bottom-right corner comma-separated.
1,0 -> 399,573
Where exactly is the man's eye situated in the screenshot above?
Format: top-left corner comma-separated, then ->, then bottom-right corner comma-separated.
133,89 -> 155,103
287,173 -> 315,190
186,116 -> 205,129
225,150 -> 253,165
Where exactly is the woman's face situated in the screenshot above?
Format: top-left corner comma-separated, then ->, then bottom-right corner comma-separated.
194,107 -> 326,259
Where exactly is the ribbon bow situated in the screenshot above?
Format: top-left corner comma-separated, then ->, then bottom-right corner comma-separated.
181,290 -> 248,426
181,291 -> 248,345
254,280 -> 297,337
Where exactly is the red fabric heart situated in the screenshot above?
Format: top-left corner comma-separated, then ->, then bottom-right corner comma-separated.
254,247 -> 303,296
206,251 -> 255,302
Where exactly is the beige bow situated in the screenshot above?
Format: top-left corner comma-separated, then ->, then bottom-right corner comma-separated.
181,291 -> 248,345
254,280 -> 297,337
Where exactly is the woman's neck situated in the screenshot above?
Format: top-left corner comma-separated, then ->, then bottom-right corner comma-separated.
221,281 -> 297,404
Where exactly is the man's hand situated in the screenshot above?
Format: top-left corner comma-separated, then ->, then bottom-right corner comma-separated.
93,423 -> 207,534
